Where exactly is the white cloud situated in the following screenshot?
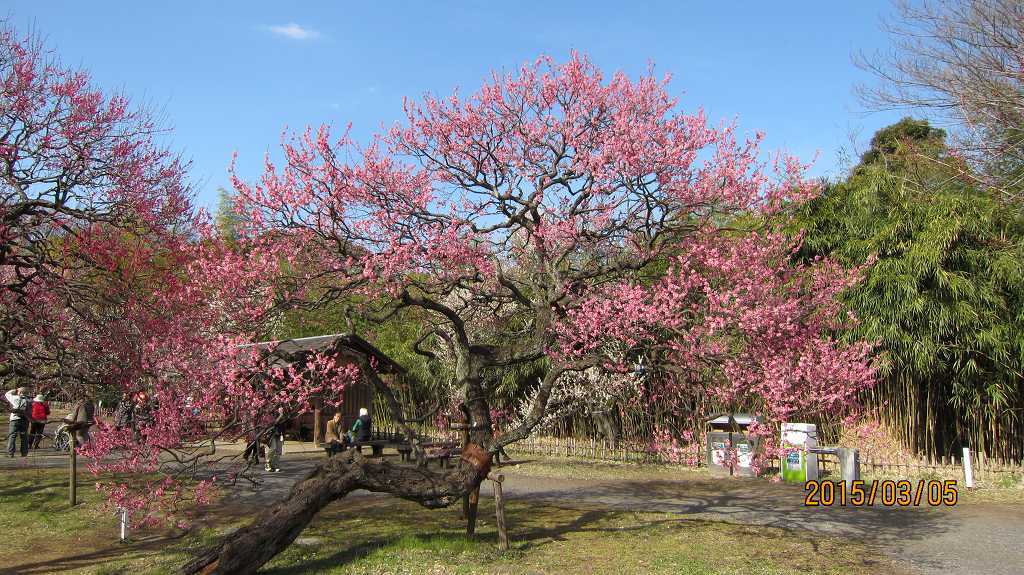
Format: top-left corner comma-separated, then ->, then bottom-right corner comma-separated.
263,23 -> 322,41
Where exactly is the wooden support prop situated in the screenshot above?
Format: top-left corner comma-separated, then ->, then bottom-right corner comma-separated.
488,472 -> 509,550
466,487 -> 480,535
69,432 -> 77,507
459,424 -> 481,535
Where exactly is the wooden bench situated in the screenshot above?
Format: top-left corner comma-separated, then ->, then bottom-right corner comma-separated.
323,440 -> 389,457
322,433 -> 464,468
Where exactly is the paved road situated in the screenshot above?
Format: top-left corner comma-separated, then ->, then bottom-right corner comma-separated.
5,451 -> 1020,575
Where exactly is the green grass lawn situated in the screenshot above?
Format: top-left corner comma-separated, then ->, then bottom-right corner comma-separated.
1,466 -> 904,575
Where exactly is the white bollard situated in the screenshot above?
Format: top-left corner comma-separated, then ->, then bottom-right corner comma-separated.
962,447 -> 974,489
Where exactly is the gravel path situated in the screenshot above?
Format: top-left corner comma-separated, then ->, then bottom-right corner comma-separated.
211,455 -> 1023,575
488,471 -> 1024,575
6,449 -> 1020,574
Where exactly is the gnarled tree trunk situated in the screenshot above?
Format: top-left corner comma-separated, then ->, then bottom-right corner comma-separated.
181,445 -> 492,575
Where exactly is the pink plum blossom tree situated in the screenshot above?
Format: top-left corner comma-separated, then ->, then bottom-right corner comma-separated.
0,24 -> 192,387
175,53 -> 876,573
0,25 -> 353,536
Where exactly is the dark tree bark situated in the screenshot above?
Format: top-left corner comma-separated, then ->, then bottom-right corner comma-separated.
180,446 -> 492,575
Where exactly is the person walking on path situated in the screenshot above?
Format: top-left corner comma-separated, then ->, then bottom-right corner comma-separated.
113,391 -> 136,431
5,387 -> 32,457
263,408 -> 287,472
63,396 -> 95,446
29,394 -> 50,449
242,411 -> 262,465
114,390 -> 153,441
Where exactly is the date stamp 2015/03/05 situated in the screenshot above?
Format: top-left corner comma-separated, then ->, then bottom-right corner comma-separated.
804,480 -> 958,507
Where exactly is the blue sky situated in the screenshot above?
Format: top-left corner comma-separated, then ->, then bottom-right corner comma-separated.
9,1 -> 904,209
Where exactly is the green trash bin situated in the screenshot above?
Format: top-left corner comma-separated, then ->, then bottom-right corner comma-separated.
780,422 -> 818,483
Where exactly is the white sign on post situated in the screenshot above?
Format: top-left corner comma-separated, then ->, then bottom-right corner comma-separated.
962,447 -> 974,489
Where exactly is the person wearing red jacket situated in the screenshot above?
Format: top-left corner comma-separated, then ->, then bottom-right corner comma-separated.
29,394 -> 50,449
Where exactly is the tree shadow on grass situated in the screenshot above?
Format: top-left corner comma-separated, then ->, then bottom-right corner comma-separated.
4,532 -> 190,574
258,534 -> 459,575
257,539 -> 390,575
256,505 -> 679,574
0,479 -> 66,499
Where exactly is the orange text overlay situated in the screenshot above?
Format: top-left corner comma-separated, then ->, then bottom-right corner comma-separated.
803,480 -> 958,507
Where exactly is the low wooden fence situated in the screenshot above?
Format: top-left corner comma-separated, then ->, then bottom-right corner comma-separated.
855,451 -> 1024,482
507,435 -> 674,464
506,434 -> 1024,484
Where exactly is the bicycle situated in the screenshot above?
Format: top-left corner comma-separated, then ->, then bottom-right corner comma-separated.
48,422 -> 72,452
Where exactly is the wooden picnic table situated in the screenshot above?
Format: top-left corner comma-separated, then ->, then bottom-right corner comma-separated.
395,440 -> 459,464
420,441 -> 461,469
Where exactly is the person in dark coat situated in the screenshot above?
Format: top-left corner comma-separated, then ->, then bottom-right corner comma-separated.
262,407 -> 287,472
63,396 -> 95,446
350,407 -> 372,442
242,411 -> 262,465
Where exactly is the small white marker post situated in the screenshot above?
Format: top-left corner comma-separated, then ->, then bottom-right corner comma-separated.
962,447 -> 974,489
119,507 -> 129,542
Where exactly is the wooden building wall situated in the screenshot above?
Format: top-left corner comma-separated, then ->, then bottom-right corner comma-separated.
290,374 -> 376,444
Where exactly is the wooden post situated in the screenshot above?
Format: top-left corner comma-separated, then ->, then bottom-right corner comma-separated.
313,398 -> 322,446
69,432 -> 77,507
489,472 -> 509,550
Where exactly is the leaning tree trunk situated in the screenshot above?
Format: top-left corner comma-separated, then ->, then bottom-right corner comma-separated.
181,445 -> 492,575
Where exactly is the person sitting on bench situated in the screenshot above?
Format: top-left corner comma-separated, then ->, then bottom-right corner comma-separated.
324,411 -> 347,447
348,407 -> 372,447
